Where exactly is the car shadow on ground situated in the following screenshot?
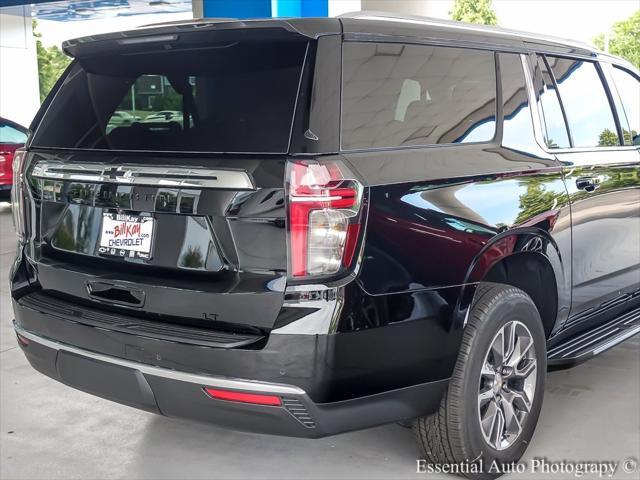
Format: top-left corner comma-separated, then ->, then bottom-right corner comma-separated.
131,415 -> 424,479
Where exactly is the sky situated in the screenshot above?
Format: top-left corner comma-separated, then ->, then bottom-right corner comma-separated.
38,12 -> 192,47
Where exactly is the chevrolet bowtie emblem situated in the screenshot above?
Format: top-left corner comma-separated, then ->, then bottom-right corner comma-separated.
106,167 -> 126,180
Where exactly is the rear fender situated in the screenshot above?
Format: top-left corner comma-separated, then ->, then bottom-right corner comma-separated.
454,228 -> 569,335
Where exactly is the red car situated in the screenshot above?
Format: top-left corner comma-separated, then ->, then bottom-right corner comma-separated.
0,117 -> 28,196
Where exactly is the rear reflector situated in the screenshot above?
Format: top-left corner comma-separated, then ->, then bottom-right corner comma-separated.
16,333 -> 30,347
203,388 -> 282,406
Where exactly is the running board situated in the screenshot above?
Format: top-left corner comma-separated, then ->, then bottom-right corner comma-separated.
548,306 -> 640,369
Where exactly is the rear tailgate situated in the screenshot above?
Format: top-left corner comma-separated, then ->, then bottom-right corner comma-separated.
25,151 -> 287,331
21,25 -> 313,333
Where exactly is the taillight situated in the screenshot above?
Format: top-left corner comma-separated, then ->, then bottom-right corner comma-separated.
286,160 -> 364,278
11,148 -> 27,241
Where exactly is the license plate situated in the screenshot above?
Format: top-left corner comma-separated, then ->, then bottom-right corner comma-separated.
99,213 -> 155,259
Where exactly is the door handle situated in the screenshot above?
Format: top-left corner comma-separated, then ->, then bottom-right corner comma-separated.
86,281 -> 145,307
575,176 -> 603,193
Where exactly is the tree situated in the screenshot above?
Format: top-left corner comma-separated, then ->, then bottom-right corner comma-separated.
451,0 -> 498,25
598,128 -> 619,147
152,90 -> 182,111
593,11 -> 640,69
514,179 -> 566,226
33,20 -> 72,102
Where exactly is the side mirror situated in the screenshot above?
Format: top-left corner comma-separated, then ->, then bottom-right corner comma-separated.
633,135 -> 640,146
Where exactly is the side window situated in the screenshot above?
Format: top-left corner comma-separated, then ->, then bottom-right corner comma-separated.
341,43 -> 497,150
611,66 -> 640,145
0,123 -> 27,144
499,53 -> 539,154
546,56 -> 619,148
534,55 -> 570,149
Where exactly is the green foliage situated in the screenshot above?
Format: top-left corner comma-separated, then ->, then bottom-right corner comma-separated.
451,0 -> 498,25
180,246 -> 204,269
514,169 -> 639,226
33,20 -> 71,102
598,128 -> 639,147
593,11 -> 640,68
598,128 -> 619,146
152,90 -> 182,111
514,180 -> 564,226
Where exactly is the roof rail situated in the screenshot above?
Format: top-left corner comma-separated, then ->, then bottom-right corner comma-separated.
338,10 -> 597,53
139,17 -> 238,29
338,10 -> 490,28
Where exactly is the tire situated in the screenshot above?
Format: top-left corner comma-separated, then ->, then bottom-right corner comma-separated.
413,283 -> 546,479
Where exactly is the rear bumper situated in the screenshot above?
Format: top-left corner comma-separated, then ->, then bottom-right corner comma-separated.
13,317 -> 450,438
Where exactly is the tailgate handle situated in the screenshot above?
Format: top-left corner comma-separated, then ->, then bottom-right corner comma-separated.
86,282 -> 145,307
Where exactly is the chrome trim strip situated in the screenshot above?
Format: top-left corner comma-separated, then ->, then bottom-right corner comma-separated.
30,162 -> 255,190
548,308 -> 640,356
339,11 -> 598,53
14,325 -> 306,395
591,326 -> 640,356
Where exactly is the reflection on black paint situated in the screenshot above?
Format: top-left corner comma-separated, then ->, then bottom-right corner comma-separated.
361,173 -> 569,295
178,216 -> 223,271
49,204 -> 224,272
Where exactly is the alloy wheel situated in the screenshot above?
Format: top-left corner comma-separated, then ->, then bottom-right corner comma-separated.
478,320 -> 538,451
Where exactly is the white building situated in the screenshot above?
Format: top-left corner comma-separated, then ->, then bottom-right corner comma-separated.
0,6 -> 40,127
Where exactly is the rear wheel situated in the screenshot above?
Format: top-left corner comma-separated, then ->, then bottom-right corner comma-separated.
413,283 -> 546,479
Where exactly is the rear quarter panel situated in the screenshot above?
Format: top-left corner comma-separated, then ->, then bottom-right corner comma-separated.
342,143 -> 572,330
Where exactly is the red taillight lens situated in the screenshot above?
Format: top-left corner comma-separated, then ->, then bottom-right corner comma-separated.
203,388 -> 282,406
286,160 -> 363,278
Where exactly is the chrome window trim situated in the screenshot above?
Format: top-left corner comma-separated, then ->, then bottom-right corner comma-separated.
523,54 -> 640,155
30,161 -> 256,190
14,324 -> 306,395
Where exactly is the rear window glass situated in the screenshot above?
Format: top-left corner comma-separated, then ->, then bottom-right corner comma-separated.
31,38 -> 308,153
341,42 -> 497,150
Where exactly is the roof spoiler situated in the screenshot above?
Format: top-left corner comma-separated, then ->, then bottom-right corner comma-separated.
62,17 -> 341,58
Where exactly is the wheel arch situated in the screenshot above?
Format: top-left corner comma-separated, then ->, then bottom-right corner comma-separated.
456,228 -> 570,339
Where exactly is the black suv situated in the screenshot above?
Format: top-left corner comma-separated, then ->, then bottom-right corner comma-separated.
10,12 -> 640,475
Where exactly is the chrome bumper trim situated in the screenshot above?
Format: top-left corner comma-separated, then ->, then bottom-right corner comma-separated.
14,324 -> 305,396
